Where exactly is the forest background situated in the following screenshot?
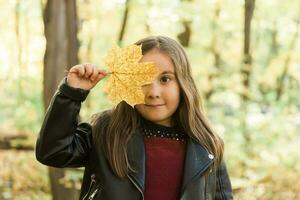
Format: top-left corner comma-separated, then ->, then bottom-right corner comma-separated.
0,0 -> 299,199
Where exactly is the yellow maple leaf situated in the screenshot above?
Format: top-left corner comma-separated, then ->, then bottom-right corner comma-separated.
103,44 -> 159,107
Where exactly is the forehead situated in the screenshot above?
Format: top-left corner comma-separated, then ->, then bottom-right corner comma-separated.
140,50 -> 174,73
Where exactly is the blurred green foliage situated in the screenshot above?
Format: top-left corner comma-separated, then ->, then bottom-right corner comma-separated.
0,0 -> 299,199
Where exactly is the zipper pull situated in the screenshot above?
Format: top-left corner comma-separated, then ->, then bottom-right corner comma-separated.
91,174 -> 96,183
89,174 -> 96,190
82,174 -> 97,200
88,188 -> 99,200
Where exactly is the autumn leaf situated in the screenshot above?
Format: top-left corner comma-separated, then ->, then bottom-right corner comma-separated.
103,44 -> 159,107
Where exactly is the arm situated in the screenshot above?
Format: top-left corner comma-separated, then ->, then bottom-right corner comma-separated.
215,161 -> 233,200
35,77 -> 92,168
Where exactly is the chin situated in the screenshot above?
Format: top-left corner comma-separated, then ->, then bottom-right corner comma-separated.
143,112 -> 171,123
135,105 -> 173,121
145,115 -> 165,121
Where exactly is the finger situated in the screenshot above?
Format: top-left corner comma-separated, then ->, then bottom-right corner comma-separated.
69,66 -> 76,73
94,73 -> 106,83
78,65 -> 85,77
90,67 -> 100,81
83,63 -> 94,78
98,69 -> 107,75
70,65 -> 85,77
69,65 -> 80,73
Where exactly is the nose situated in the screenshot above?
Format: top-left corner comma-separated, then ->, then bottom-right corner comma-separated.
142,81 -> 161,99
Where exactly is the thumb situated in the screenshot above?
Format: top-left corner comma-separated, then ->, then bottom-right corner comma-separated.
94,73 -> 107,83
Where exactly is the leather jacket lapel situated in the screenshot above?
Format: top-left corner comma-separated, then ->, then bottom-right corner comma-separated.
127,130 -> 145,193
181,137 -> 214,194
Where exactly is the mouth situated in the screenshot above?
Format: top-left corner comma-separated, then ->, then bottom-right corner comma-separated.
145,104 -> 165,107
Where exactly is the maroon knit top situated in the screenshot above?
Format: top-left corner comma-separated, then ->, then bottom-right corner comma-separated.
140,117 -> 187,200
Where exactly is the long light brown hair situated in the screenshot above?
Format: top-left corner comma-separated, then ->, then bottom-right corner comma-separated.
91,36 -> 224,178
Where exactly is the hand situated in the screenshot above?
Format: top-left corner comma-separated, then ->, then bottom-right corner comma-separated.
66,63 -> 107,90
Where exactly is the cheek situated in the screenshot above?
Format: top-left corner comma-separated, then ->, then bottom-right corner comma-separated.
165,85 -> 180,106
134,104 -> 143,112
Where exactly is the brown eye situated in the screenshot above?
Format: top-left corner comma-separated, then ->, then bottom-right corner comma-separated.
160,76 -> 171,83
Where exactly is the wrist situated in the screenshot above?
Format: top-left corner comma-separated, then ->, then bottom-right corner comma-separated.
59,77 -> 90,102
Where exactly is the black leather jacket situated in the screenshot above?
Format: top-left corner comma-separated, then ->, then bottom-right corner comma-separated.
36,78 -> 233,200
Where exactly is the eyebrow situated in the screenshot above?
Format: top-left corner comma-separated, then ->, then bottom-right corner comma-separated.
160,70 -> 175,75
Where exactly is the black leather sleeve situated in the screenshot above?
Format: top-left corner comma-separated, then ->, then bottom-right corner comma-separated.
215,161 -> 233,200
35,77 -> 92,168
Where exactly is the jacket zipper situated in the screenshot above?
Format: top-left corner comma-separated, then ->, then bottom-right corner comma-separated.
180,160 -> 213,199
88,188 -> 99,200
82,174 -> 97,200
127,175 -> 144,200
204,174 -> 208,200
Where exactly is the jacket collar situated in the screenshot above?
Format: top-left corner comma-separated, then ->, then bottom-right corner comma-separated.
181,137 -> 214,193
127,129 -> 214,193
127,131 -> 145,191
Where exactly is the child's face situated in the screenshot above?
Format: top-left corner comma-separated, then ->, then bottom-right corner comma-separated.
135,49 -> 180,127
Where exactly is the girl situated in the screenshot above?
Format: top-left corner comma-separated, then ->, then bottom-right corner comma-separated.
36,36 -> 233,200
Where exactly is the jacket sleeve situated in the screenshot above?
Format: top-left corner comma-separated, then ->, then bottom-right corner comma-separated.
215,161 -> 233,200
35,77 -> 92,168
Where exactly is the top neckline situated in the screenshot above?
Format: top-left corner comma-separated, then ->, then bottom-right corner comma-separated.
138,115 -> 187,141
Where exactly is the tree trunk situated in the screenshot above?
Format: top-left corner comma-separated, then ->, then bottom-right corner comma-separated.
118,0 -> 130,46
15,0 -> 23,96
43,0 -> 79,199
177,0 -> 193,47
240,0 -> 255,173
276,12 -> 300,101
205,0 -> 222,100
144,0 -> 152,34
241,0 -> 255,102
177,20 -> 192,47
